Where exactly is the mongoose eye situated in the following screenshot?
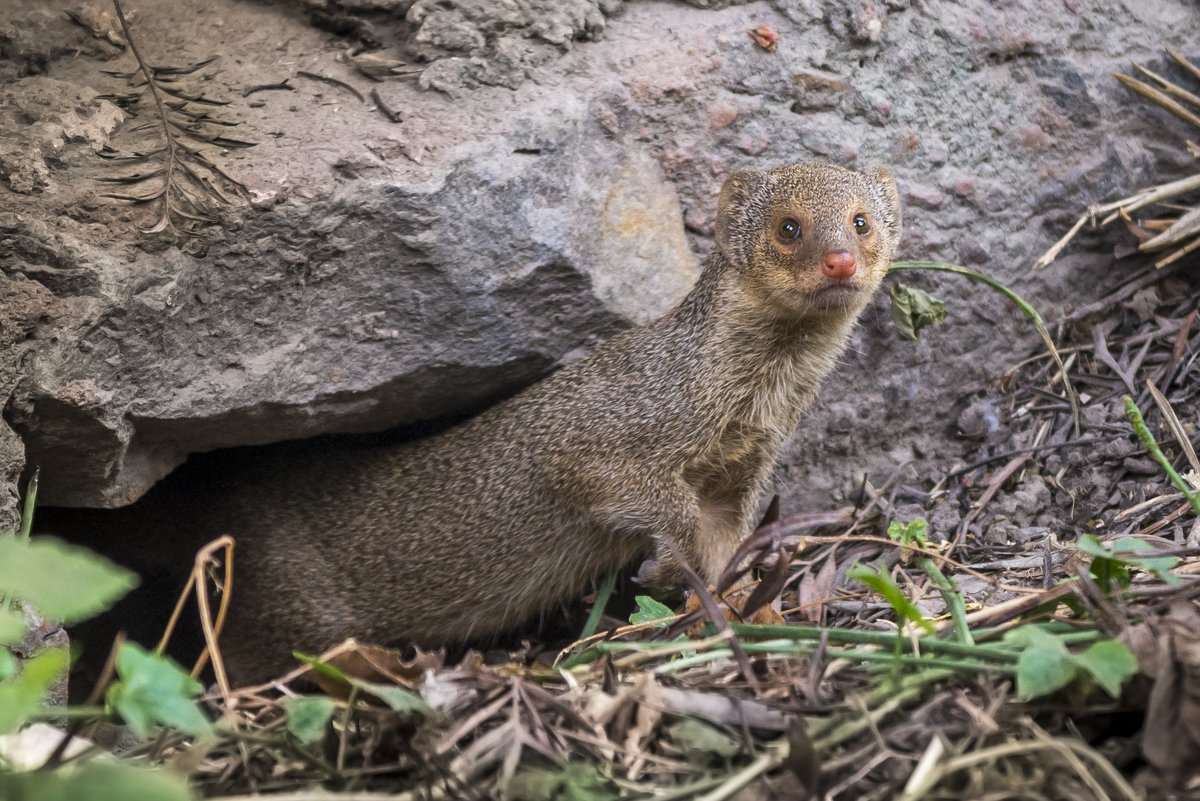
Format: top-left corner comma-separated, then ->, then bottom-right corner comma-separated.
853,214 -> 871,235
777,218 -> 801,241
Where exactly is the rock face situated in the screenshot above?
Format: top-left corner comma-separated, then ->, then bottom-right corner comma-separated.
1,0 -> 1198,514
5,102 -> 697,506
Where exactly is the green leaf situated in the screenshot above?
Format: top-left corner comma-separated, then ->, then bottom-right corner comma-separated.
1004,626 -> 1077,700
666,718 -> 742,759
886,519 -> 928,547
292,652 -> 432,718
1076,534 -> 1130,589
509,762 -> 618,801
508,766 -> 562,801
0,759 -> 193,801
1072,640 -> 1138,698
0,647 -> 15,681
354,680 -> 433,717
0,606 -> 26,645
1074,534 -> 1109,557
1108,537 -> 1179,583
1131,555 -> 1179,582
293,651 -> 350,683
1077,534 -> 1179,588
105,643 -> 211,738
629,596 -> 674,626
557,763 -> 618,801
846,562 -> 935,634
285,696 -> 336,745
0,647 -> 69,733
889,282 -> 947,341
0,537 -> 138,623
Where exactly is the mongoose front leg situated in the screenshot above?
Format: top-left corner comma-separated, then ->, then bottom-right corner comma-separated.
652,432 -> 780,586
634,511 -> 739,588
589,475 -> 712,588
633,488 -> 750,588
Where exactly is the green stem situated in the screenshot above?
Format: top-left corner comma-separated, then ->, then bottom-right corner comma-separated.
586,623 -> 1018,664
17,470 -> 38,541
811,668 -> 957,747
914,555 -> 974,646
890,261 -> 1080,435
973,626 -> 1100,648
33,705 -> 109,719
727,623 -> 1013,662
2,471 -> 39,613
641,639 -> 1015,675
577,565 -> 618,641
554,567 -> 622,670
1124,395 -> 1200,516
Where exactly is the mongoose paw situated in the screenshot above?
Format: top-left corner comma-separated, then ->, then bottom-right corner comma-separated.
634,557 -> 683,588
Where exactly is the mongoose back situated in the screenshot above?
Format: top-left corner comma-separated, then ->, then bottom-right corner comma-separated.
217,161 -> 902,681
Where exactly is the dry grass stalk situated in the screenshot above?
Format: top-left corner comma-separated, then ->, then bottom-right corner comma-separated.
1035,47 -> 1200,271
99,0 -> 252,240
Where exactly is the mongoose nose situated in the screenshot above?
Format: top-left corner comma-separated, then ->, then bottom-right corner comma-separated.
822,250 -> 857,280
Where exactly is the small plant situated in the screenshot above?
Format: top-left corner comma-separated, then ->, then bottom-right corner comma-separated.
1077,533 -> 1180,589
843,521 -> 1139,702
885,519 -> 973,644
888,260 -> 1080,432
1124,394 -> 1200,518
1001,625 -> 1137,701
845,560 -> 935,636
0,480 -> 206,800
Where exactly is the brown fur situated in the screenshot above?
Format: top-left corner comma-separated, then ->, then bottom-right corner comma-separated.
219,162 -> 902,682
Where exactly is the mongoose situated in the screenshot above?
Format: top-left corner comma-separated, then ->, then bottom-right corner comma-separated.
214,161 -> 902,682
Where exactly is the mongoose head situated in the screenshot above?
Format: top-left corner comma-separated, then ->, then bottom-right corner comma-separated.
714,162 -> 902,318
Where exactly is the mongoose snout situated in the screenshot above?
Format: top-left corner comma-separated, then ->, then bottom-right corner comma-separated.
821,250 -> 856,280
216,160 -> 903,682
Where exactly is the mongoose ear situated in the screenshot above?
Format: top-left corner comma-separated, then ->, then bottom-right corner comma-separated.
715,169 -> 768,270
861,164 -> 903,257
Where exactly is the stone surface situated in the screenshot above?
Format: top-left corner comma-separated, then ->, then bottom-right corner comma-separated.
0,0 -> 1198,517
407,0 -> 620,91
3,86 -> 697,505
0,76 -> 124,194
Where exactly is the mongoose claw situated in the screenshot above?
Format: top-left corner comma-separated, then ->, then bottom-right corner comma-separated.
633,556 -> 681,587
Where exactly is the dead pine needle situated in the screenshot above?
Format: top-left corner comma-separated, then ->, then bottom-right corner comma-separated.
105,0 -> 251,238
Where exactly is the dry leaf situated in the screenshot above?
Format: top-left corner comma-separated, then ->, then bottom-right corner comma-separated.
797,556 -> 837,625
623,672 -> 663,778
1141,602 -> 1200,785
324,641 -> 443,686
683,584 -> 785,632
301,638 -> 443,697
748,24 -> 779,52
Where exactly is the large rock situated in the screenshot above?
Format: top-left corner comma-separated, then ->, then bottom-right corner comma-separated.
4,90 -> 697,506
1,0 -> 1197,515
0,272 -> 64,528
